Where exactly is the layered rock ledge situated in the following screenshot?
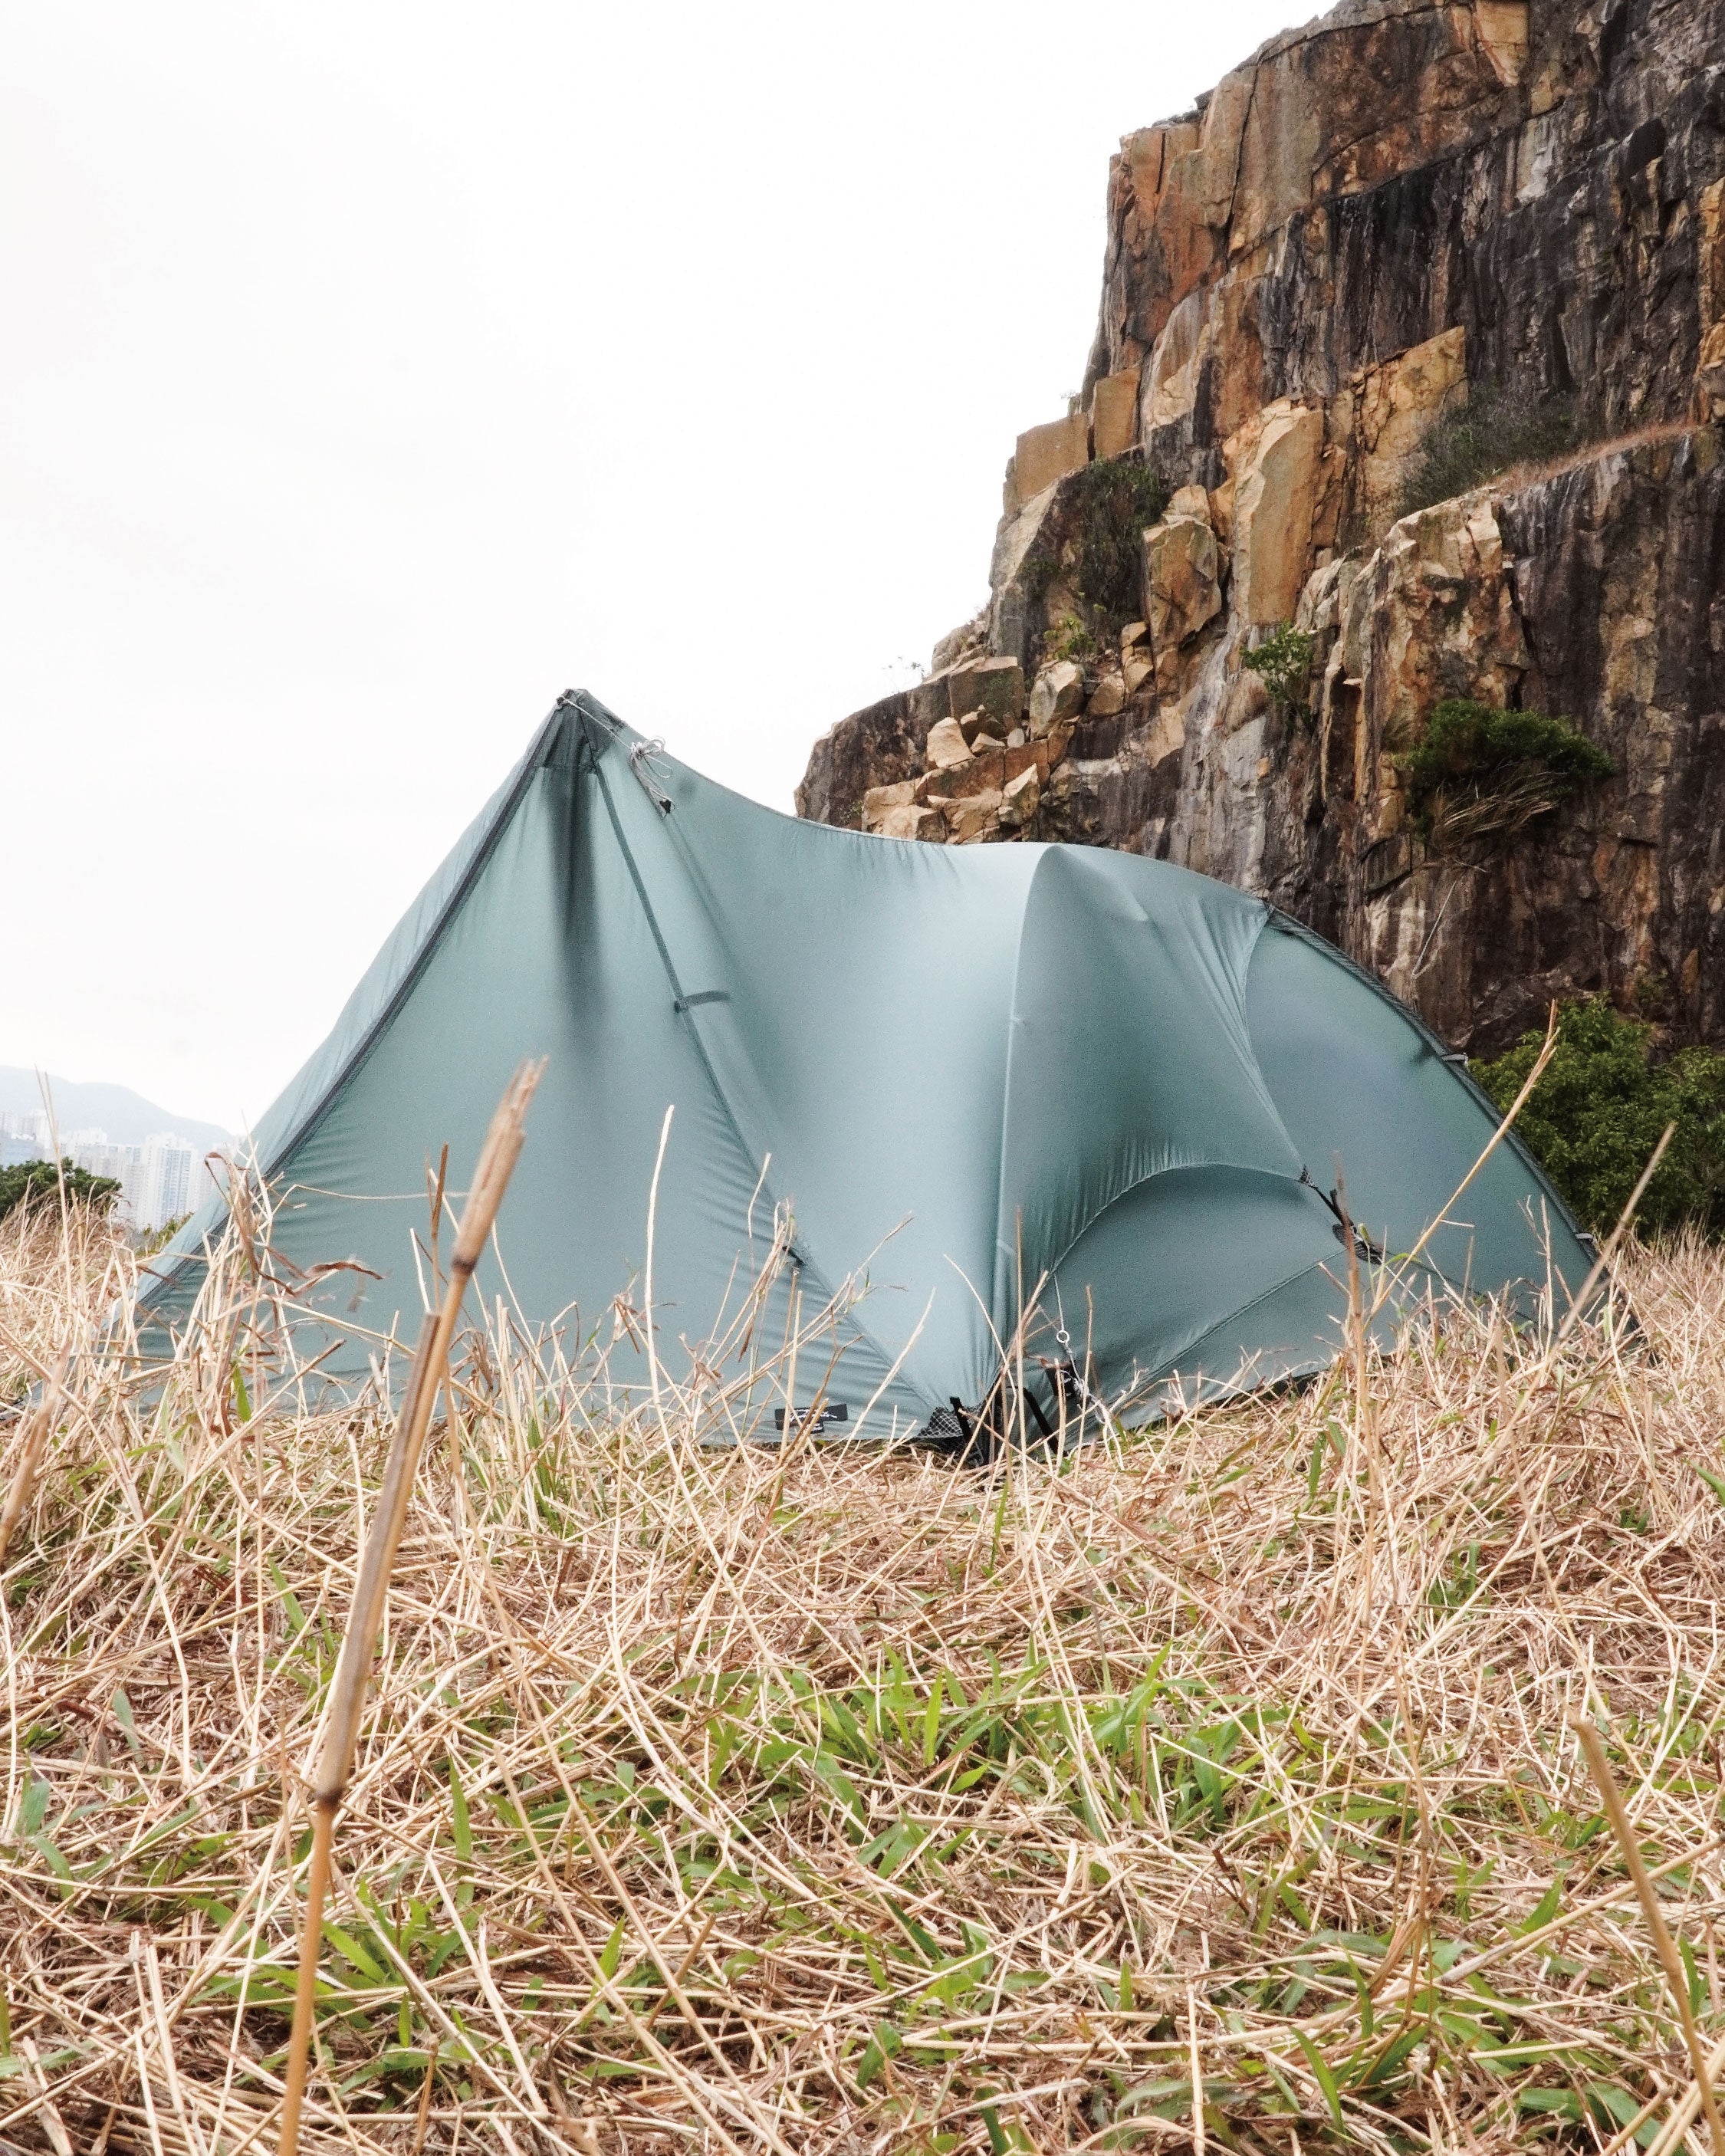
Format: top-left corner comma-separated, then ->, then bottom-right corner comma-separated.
797,0 -> 1725,1056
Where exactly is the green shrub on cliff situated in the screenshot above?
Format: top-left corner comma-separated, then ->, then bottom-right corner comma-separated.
1398,382 -> 1580,518
1243,623 -> 1316,726
0,1158 -> 122,1223
1046,611 -> 1094,662
1071,456 -> 1168,621
1398,698 -> 1612,845
1473,1000 -> 1725,1236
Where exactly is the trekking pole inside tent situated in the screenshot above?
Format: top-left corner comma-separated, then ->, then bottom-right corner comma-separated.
276,1060 -> 544,2156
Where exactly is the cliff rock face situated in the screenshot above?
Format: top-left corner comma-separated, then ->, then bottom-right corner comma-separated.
797,0 -> 1725,1056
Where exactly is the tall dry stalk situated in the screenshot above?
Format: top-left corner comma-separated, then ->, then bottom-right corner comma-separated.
276,1061 -> 543,2156
1573,1717 -> 1725,2154
0,1352 -> 67,1566
1365,1001 -> 1562,1334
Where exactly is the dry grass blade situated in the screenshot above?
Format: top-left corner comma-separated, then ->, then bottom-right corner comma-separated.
0,1351 -> 67,1566
1573,1717 -> 1725,2153
278,1060 -> 544,2155
1552,1121 -> 1677,1350
11,1134 -> 1725,2153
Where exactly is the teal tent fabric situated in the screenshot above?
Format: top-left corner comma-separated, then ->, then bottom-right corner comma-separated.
138,692 -> 1595,1435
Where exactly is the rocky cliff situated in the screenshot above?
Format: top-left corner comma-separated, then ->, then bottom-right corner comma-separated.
796,0 -> 1725,1056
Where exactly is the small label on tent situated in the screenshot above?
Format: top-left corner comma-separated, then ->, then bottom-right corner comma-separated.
773,1402 -> 849,1435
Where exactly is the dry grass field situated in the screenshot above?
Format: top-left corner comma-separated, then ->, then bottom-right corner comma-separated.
6,1194 -> 1725,2154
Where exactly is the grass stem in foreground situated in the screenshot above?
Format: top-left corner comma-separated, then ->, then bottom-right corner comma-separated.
1573,1715 -> 1725,2154
0,1352 -> 66,1566
277,1060 -> 543,2156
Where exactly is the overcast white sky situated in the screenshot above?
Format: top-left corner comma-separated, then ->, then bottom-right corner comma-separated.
3,0 -> 1300,1132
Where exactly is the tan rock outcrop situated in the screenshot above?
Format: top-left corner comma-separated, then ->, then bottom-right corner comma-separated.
918,747 -> 1007,804
1144,515 -> 1224,671
860,780 -> 917,833
947,656 -> 1024,730
1008,415 -> 1090,514
1344,491 -> 1529,774
1143,289 -> 1209,430
924,716 -> 971,771
1342,328 -> 1468,532
1027,660 -> 1084,738
1225,402 -> 1324,626
945,790 -> 1004,844
1697,327 -> 1725,426
1697,179 -> 1725,423
1094,0 -> 1528,401
1090,369 -> 1141,460
875,802 -> 945,842
800,0 -> 1725,1058
1142,702 -> 1185,769
1473,1 -> 1529,84
999,764 -> 1041,828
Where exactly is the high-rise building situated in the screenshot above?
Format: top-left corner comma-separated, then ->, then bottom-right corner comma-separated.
2,1109 -> 216,1231
139,1135 -> 200,1231
68,1136 -> 147,1222
0,1107 -> 52,1152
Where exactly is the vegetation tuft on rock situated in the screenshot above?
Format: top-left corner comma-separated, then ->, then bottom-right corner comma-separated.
1398,698 -> 1613,846
1398,381 -> 1581,518
1070,456 -> 1168,622
1474,997 -> 1725,1235
1043,610 -> 1095,663
1019,547 -> 1060,602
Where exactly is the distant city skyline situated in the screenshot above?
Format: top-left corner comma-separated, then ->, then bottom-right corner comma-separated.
0,1106 -> 222,1230
0,1068 -> 232,1152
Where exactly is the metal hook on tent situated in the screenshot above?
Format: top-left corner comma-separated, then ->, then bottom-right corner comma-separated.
1052,1280 -> 1073,1357
1041,1287 -> 1089,1429
628,738 -> 675,814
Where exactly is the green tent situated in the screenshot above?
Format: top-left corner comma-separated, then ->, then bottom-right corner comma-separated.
140,692 -> 1593,1438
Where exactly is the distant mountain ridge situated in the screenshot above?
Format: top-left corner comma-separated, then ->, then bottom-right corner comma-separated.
0,1068 -> 232,1154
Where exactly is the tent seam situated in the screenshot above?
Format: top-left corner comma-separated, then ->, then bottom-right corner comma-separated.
1143,1254 -> 1345,1383
1036,1158 -> 1341,1291
989,846 -> 1055,1341
583,728 -> 931,1411
989,866 -> 1317,1328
